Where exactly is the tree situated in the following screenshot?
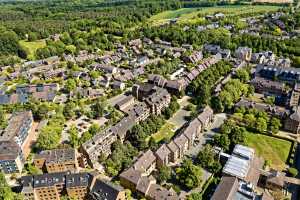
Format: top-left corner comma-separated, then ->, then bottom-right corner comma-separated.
213,134 -> 230,151
288,167 -> 298,177
0,107 -> 7,129
197,144 -> 221,173
36,125 -> 61,150
68,125 -> 79,148
264,96 -> 275,105
157,165 -> 172,183
268,117 -> 281,134
176,159 -> 203,189
0,31 -> 20,55
0,171 -> 22,200
91,99 -> 106,118
65,78 -> 76,93
28,32 -> 38,41
63,102 -> 76,119
256,117 -> 268,133
88,123 -> 100,136
187,193 -> 202,200
235,69 -> 250,83
25,163 -> 42,175
79,131 -> 92,145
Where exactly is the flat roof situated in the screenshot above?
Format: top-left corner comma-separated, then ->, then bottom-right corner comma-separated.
223,155 -> 250,179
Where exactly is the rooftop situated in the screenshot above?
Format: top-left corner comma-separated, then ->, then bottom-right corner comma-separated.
34,148 -> 76,164
0,111 -> 32,142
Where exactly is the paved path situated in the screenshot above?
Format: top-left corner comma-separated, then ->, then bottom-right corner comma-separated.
168,96 -> 191,131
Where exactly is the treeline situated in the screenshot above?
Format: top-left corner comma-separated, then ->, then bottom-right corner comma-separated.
188,60 -> 232,107
36,28 -> 114,59
212,79 -> 253,112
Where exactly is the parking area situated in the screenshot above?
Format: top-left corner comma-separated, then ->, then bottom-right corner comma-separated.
61,116 -> 108,143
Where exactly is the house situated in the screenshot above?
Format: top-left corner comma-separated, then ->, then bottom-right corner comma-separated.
277,58 -> 291,68
204,44 -> 221,55
92,63 -> 118,74
120,168 -> 143,192
133,150 -> 156,176
235,99 -> 289,119
284,106 -> 300,134
251,53 -> 266,64
115,95 -> 135,111
167,141 -> 180,163
129,39 -> 142,47
183,51 -> 203,64
89,178 -> 127,200
119,168 -> 179,200
197,106 -> 214,131
173,134 -> 189,158
33,148 -> 78,173
183,118 -> 202,147
112,81 -> 125,90
155,144 -> 171,168
137,56 -> 150,66
94,75 -> 112,88
235,47 -> 252,61
250,77 -> 287,96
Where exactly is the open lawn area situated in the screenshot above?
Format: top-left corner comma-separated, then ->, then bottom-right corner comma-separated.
19,39 -> 46,60
245,133 -> 292,170
151,122 -> 176,143
148,5 -> 280,25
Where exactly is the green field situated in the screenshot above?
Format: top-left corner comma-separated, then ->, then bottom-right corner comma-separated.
245,133 -> 292,170
148,5 -> 280,25
19,40 -> 46,60
151,122 -> 176,143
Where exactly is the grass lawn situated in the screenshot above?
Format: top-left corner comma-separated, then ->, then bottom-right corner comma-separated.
19,39 -> 46,60
151,122 -> 176,143
245,132 -> 292,170
148,5 -> 280,25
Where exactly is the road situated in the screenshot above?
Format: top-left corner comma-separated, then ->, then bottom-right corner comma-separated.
107,92 -> 130,107
187,113 -> 227,158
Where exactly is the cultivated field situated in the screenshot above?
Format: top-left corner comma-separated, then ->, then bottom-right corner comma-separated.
245,133 -> 292,170
148,5 -> 281,25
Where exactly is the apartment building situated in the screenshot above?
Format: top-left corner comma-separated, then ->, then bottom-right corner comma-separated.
21,172 -> 126,200
133,150 -> 156,176
33,148 -> 78,173
0,111 -> 33,173
145,87 -> 171,115
120,168 -> 179,200
81,102 -> 150,165
0,141 -> 24,174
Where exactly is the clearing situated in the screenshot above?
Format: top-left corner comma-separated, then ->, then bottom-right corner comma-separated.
148,5 -> 280,25
151,122 -> 176,143
245,132 -> 292,170
19,39 -> 46,60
